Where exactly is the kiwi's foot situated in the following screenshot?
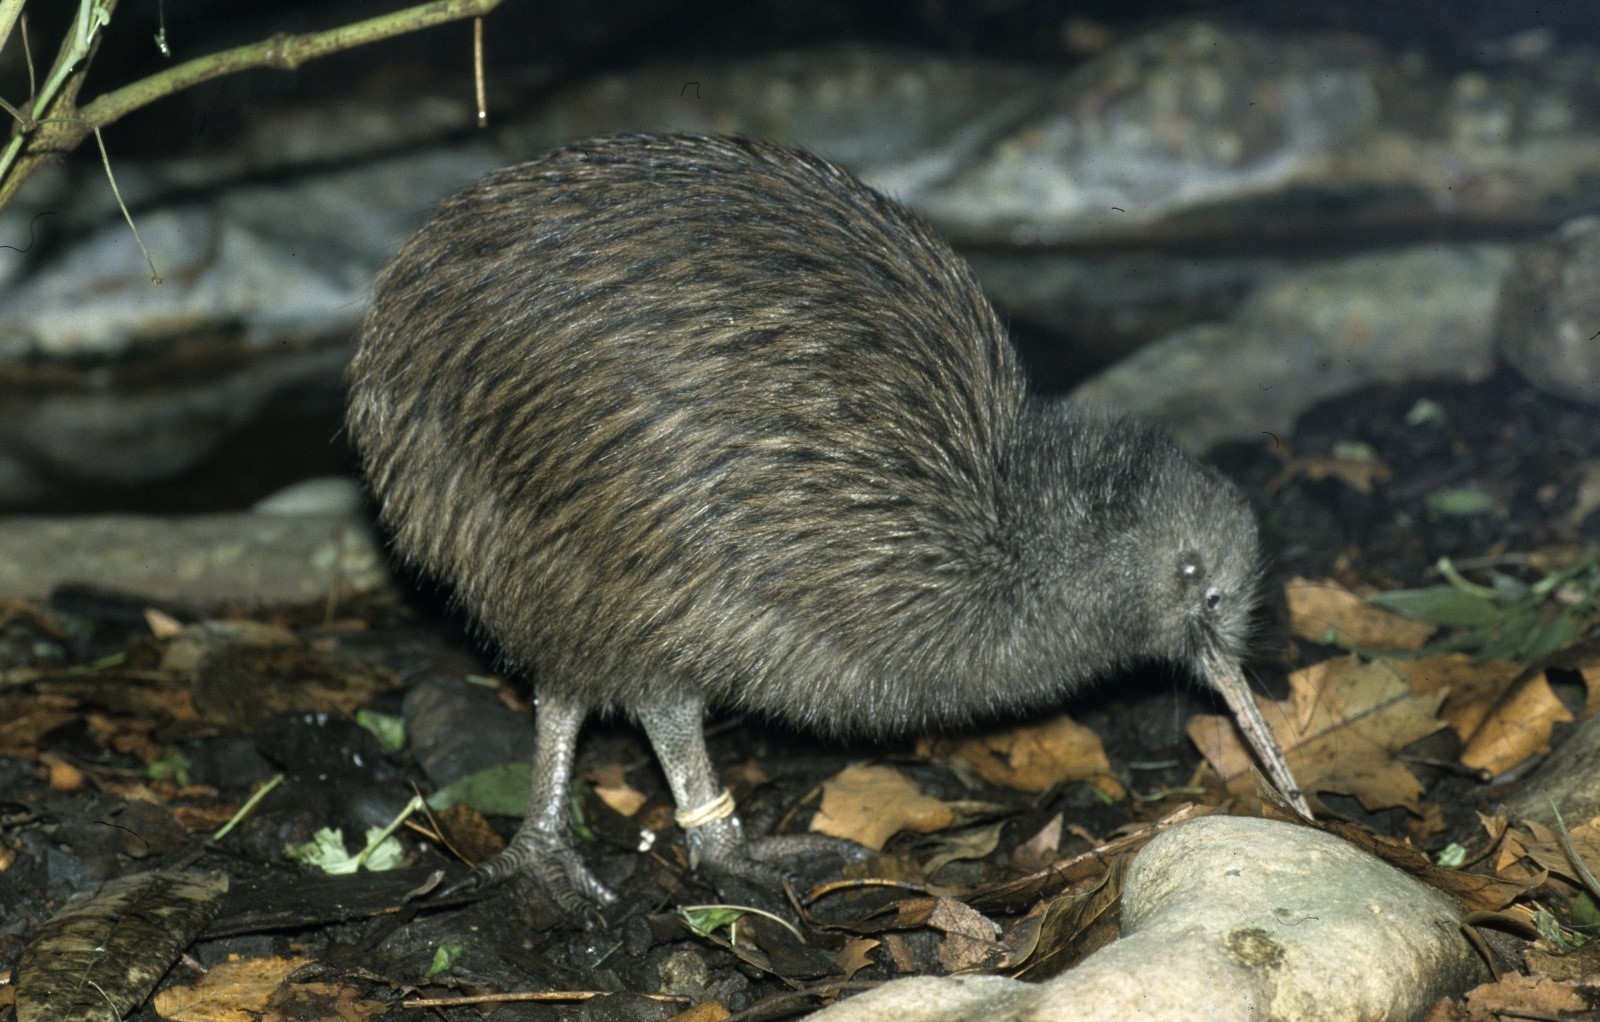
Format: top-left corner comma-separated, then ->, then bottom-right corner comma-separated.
440,827 -> 617,917
685,820 -> 869,912
747,833 -> 872,865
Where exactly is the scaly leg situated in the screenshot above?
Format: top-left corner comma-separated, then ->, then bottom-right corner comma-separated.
449,688 -> 616,912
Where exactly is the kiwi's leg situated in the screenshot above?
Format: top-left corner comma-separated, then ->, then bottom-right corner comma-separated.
445,688 -> 616,913
637,691 -> 868,908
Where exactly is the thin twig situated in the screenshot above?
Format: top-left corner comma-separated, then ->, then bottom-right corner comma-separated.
91,124 -> 161,282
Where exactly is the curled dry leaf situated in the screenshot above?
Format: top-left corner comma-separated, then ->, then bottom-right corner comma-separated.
811,763 -> 955,851
1285,577 -> 1435,650
1188,656 -> 1448,813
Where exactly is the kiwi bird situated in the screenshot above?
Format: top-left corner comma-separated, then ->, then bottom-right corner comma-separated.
346,133 -> 1309,912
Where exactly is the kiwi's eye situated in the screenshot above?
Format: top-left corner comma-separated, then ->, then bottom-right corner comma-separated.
1204,587 -> 1223,613
1180,561 -> 1199,578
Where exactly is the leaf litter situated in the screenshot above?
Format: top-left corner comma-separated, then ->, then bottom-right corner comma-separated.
6,373 -> 1600,1018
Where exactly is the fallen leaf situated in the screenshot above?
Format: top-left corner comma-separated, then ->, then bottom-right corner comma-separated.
1456,675 -> 1574,776
811,764 -> 955,851
154,956 -> 313,1022
1463,972 -> 1586,1016
264,981 -> 385,1022
17,871 -> 228,1022
920,714 -> 1124,799
1188,656 -> 1448,813
920,821 -> 1006,876
1285,577 -> 1435,649
1011,813 -> 1064,872
583,763 -> 648,817
832,938 -> 879,979
929,897 -> 1004,972
1515,817 -> 1600,891
1392,655 -> 1524,743
663,1001 -> 733,1022
1576,654 -> 1600,717
1004,855 -> 1126,981
1268,452 -> 1392,496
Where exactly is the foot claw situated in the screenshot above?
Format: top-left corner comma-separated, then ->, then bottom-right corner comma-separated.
438,827 -> 617,917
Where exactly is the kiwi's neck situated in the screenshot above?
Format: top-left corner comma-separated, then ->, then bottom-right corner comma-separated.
845,402 -> 1160,733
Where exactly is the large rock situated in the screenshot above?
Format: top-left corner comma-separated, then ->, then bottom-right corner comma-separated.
810,816 -> 1486,1022
1069,244 -> 1515,450
1495,217 -> 1600,405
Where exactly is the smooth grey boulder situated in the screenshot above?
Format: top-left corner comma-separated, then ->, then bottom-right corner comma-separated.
0,513 -> 392,607
1069,244 -> 1515,451
809,816 -> 1485,1022
1495,217 -> 1600,405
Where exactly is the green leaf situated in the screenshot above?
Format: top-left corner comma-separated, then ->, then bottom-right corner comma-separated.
426,942 -> 463,979
1332,440 -> 1377,462
678,905 -> 747,937
1476,611 -> 1539,663
1573,891 -> 1600,932
356,709 -> 407,754
147,750 -> 191,787
285,827 -> 359,874
1424,487 -> 1495,518
426,762 -> 531,817
1434,843 -> 1468,868
1368,586 -> 1500,627
1405,398 -> 1447,426
1489,571 -> 1530,605
1518,612 -> 1579,662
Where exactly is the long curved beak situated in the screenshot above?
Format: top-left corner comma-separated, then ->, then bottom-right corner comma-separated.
1199,642 -> 1313,820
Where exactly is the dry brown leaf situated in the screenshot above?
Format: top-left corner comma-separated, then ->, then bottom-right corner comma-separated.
832,938 -> 879,979
153,955 -> 312,1022
1457,675 -> 1574,776
1463,972 -> 1587,1016
1576,654 -> 1600,717
664,1002 -> 733,1022
583,763 -> 648,817
1392,655 -> 1524,742
811,764 -> 955,850
929,897 -> 1004,972
264,981 -> 385,1022
0,692 -> 79,758
920,714 -> 1124,799
1269,453 -> 1392,495
1285,577 -> 1435,649
1515,817 -> 1600,889
1188,656 -> 1448,812
1011,813 -> 1064,872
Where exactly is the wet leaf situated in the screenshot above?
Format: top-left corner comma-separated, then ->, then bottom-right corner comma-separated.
16,870 -> 227,1022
